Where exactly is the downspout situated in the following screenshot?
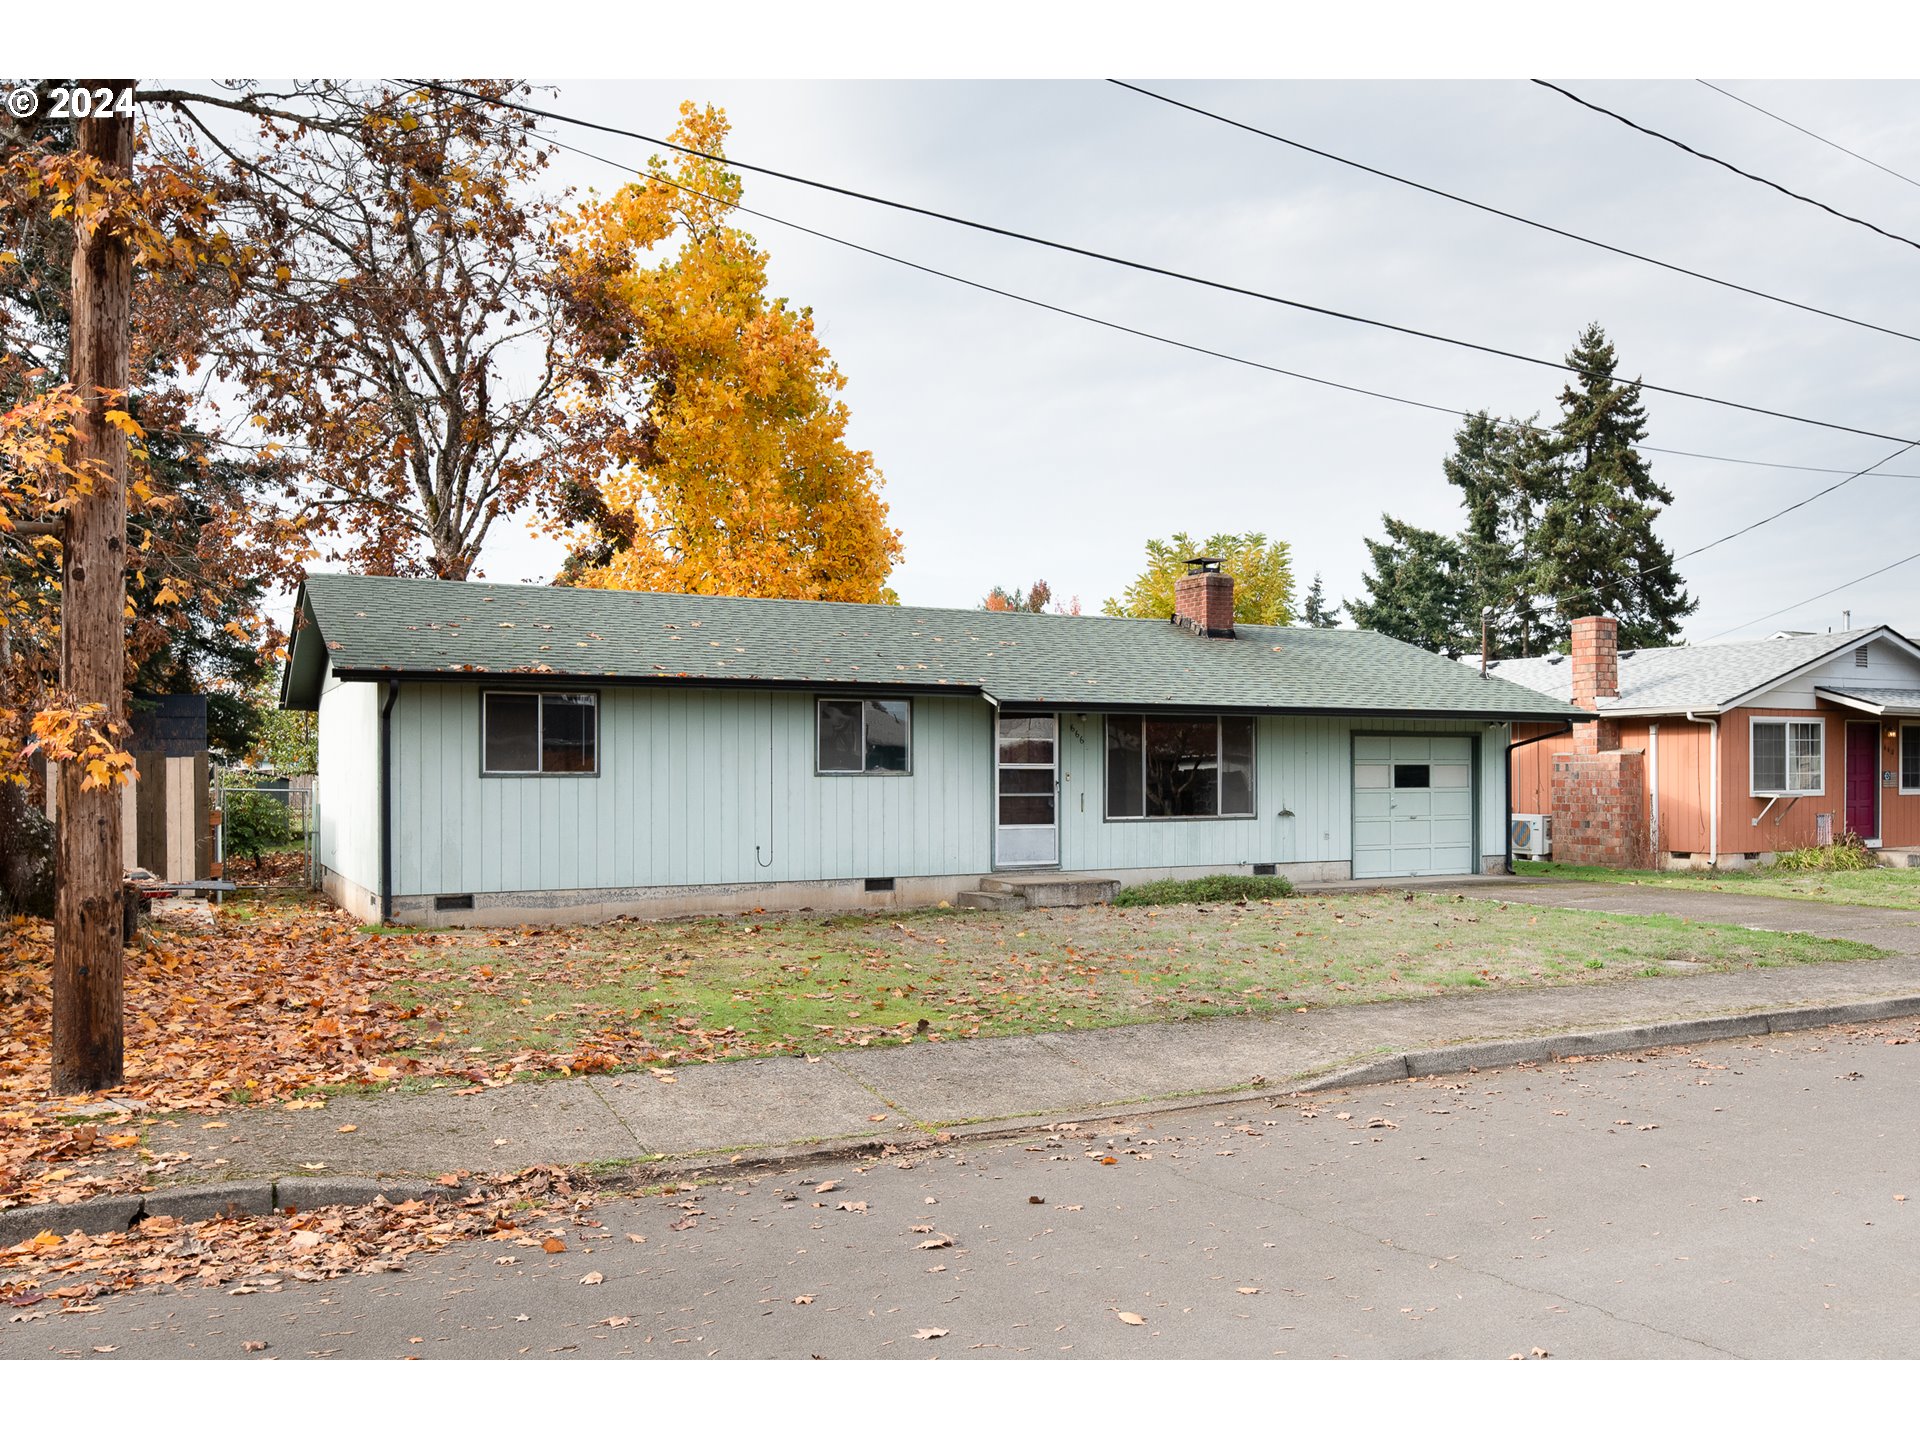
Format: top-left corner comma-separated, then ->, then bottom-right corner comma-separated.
1505,721 -> 1574,871
1686,711 -> 1719,868
379,682 -> 399,925
1648,722 -> 1660,860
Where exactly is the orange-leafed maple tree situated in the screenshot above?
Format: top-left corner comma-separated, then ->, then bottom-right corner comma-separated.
555,102 -> 902,603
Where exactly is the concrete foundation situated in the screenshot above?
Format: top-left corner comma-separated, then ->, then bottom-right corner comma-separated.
383,858 -> 1359,927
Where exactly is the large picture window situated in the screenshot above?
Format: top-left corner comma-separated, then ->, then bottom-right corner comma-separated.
1750,717 -> 1823,796
1105,714 -> 1255,819
1903,724 -> 1920,793
483,692 -> 597,775
817,698 -> 911,775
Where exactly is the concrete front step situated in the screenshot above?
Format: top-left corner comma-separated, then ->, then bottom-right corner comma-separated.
957,889 -> 1027,911
972,874 -> 1122,908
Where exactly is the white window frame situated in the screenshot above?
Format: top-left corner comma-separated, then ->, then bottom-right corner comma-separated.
1748,715 -> 1825,798
481,690 -> 600,777
1901,722 -> 1920,795
815,697 -> 913,776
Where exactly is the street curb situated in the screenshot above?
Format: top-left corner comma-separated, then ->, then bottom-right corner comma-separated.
1294,994 -> 1920,1094
0,1176 -> 462,1252
8,995 -> 1918,1232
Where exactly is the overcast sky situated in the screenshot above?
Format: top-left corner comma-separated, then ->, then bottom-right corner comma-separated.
438,79 -> 1920,642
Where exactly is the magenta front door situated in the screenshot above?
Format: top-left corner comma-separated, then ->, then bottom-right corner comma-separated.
1846,722 -> 1879,841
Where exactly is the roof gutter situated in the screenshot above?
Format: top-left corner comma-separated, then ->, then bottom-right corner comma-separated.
1686,711 -> 1719,868
1505,720 -> 1573,872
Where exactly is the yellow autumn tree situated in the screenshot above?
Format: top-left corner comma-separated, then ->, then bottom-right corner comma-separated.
1102,531 -> 1296,626
556,102 -> 902,601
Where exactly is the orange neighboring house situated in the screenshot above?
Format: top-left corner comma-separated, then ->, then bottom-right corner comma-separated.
1491,616 -> 1920,870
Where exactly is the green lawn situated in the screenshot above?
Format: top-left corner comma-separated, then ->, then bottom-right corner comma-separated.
1517,860 -> 1920,910
379,892 -> 1879,1067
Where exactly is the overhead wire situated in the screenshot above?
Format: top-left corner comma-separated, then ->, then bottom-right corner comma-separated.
411,79 -> 1919,447
427,87 -> 1919,567
1534,79 -> 1920,255
1704,547 -> 1920,640
1697,80 -> 1920,192
1109,78 -> 1920,346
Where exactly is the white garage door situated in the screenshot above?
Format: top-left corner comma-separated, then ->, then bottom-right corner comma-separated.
1352,735 -> 1476,879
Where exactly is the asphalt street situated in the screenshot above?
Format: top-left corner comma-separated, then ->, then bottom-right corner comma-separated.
6,1018 -> 1917,1360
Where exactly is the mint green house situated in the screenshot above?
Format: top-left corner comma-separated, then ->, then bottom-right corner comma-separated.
280,568 -> 1580,925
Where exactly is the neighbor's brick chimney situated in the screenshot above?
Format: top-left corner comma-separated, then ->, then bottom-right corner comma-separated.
1174,558 -> 1235,637
1570,614 -> 1621,753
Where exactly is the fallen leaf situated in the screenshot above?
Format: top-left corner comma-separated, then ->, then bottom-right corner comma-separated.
600,1316 -> 631,1328
813,1180 -> 839,1194
1117,1312 -> 1146,1326
1028,1195 -> 1045,1205
542,1237 -> 567,1253
1743,1196 -> 1762,1204
626,1234 -> 648,1243
793,1295 -> 815,1305
199,1121 -> 227,1130
91,1345 -> 117,1353
243,1340 -> 268,1352
1236,1287 -> 1260,1295
917,1233 -> 954,1250
336,1124 -> 358,1133
579,1272 -> 603,1286
836,1200 -> 869,1214
669,1217 -> 697,1231
914,1327 -> 949,1340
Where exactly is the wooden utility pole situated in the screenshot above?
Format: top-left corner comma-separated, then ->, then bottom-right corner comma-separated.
52,83 -> 134,1094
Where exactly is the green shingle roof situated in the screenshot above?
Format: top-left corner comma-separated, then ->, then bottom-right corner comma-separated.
282,573 -> 1583,721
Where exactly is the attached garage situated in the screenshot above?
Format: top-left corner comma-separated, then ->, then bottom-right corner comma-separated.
1352,734 -> 1477,878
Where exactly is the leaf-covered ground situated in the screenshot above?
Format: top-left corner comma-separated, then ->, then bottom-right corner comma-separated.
388,891 -> 1876,1065
0,905 -> 624,1216
1516,860 -> 1920,910
0,892 -> 1878,1220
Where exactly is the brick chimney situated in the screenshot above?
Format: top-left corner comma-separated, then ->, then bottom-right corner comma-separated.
1570,614 -> 1620,752
1173,558 -> 1235,637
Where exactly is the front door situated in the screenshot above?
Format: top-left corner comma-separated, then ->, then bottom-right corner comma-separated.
1846,722 -> 1880,842
995,712 -> 1058,868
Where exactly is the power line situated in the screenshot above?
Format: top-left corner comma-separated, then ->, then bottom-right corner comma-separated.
493,97 -> 1919,572
1697,80 -> 1920,192
520,109 -> 1919,558
414,79 -> 1919,447
1676,440 -> 1920,560
1534,79 -> 1920,256
1705,546 -> 1920,640
1110,78 -> 1920,347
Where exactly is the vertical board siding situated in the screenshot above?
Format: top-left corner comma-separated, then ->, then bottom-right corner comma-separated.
315,671 -> 382,893
1054,711 -> 1502,875
393,684 -> 993,895
388,687 -> 1510,897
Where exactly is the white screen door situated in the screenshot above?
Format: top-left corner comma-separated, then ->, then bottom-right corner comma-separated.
995,713 -> 1058,867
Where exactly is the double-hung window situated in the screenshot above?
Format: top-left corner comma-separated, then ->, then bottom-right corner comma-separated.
1903,724 -> 1920,793
817,698 -> 911,775
482,691 -> 598,775
1105,714 -> 1255,819
1749,717 -> 1823,796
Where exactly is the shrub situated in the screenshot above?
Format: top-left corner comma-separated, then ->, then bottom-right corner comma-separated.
224,788 -> 293,865
1111,873 -> 1295,907
1769,835 -> 1878,873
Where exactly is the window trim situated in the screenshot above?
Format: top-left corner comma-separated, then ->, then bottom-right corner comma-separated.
1901,722 -> 1920,796
1102,712 -> 1257,822
814,696 -> 914,777
480,689 -> 601,778
1748,715 -> 1825,798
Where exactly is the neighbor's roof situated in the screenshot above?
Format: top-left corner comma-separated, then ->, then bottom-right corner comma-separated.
281,573 -> 1581,721
1484,626 -> 1920,716
1813,684 -> 1920,717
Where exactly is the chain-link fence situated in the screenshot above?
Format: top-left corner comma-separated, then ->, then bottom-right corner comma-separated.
213,770 -> 317,888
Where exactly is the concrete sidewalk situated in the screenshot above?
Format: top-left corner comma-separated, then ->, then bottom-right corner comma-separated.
72,881 -> 1912,1197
